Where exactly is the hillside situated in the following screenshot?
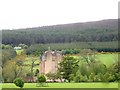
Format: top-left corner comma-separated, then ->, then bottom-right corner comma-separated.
2,19 -> 118,46
13,19 -> 118,31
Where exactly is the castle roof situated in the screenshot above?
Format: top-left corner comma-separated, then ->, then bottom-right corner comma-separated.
40,50 -> 62,61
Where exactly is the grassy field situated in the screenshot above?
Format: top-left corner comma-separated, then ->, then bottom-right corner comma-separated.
2,83 -> 118,88
96,53 -> 118,67
71,53 -> 119,67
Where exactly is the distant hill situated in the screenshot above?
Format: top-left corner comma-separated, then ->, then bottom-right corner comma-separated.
2,19 -> 118,46
13,19 -> 118,31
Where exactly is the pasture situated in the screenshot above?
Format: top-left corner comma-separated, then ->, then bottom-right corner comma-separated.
1,83 -> 118,88
96,53 -> 118,67
70,52 -> 119,67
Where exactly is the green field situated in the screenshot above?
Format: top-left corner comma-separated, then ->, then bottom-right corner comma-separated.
96,53 -> 118,67
1,83 -> 118,88
71,53 -> 119,67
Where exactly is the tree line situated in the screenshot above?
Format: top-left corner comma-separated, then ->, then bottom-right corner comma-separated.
1,19 -> 118,46
1,19 -> 118,52
26,41 -> 119,56
2,28 -> 118,46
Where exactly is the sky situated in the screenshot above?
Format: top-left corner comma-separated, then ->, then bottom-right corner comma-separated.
0,0 -> 119,30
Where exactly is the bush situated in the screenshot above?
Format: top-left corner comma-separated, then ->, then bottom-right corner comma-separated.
74,75 -> 81,82
36,75 -> 47,87
81,75 -> 88,82
74,71 -> 81,82
62,49 -> 80,55
13,78 -> 24,88
37,75 -> 46,83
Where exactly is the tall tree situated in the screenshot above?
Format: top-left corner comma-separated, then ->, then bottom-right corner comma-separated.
58,56 -> 79,82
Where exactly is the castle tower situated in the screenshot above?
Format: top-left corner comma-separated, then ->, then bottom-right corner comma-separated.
40,48 -> 62,74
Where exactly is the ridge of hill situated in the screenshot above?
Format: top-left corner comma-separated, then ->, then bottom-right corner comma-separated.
2,19 -> 118,46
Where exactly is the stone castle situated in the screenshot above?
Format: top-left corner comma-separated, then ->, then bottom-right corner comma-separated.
40,47 -> 62,74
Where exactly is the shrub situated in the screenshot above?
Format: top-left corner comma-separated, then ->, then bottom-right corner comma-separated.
81,75 -> 88,82
37,75 -> 46,83
36,75 -> 47,87
74,71 -> 82,82
13,78 -> 24,88
74,75 -> 81,82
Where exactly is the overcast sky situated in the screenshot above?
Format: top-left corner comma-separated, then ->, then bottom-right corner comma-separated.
0,0 -> 119,30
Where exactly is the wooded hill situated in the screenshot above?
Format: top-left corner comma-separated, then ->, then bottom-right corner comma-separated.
1,19 -> 118,51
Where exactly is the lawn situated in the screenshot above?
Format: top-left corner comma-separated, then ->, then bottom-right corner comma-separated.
1,83 -> 118,88
96,53 -> 118,67
70,53 -> 119,67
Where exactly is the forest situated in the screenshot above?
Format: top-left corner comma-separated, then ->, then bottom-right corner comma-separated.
1,19 -> 118,45
1,19 -> 119,54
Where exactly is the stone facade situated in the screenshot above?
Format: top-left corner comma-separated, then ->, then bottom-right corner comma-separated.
40,47 -> 62,74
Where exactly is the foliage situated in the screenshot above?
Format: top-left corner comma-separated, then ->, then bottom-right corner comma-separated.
73,71 -> 81,82
15,53 -> 27,77
1,20 -> 119,54
26,41 -> 119,55
18,44 -> 28,49
80,49 -> 97,65
46,73 -> 57,82
26,56 -> 38,80
2,52 -> 27,82
34,69 -> 39,76
37,75 -> 46,83
2,48 -> 16,65
2,43 -> 119,83
26,72 -> 33,77
2,44 -> 13,49
89,61 -> 107,75
2,19 -> 118,46
58,50 -> 119,82
2,60 -> 17,82
62,49 -> 80,55
58,56 -> 79,82
13,78 -> 24,88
